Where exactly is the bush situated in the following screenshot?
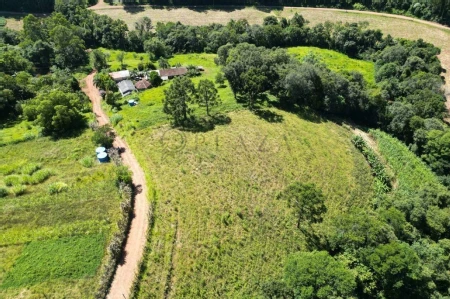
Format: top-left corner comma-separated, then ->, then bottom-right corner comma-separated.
31,169 -> 53,184
353,3 -> 368,11
0,187 -> 8,198
115,166 -> 132,186
79,156 -> 94,168
92,125 -> 115,148
48,182 -> 68,195
10,185 -> 26,197
4,175 -> 21,186
110,114 -> 123,126
20,163 -> 41,175
20,175 -> 33,185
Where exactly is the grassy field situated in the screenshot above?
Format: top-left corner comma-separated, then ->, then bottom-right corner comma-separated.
102,47 -> 373,132
102,49 -> 376,297
0,130 -> 122,298
287,46 -> 376,87
130,109 -> 374,298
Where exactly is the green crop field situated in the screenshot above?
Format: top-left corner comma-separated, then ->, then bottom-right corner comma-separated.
104,48 -> 376,298
0,129 -> 122,298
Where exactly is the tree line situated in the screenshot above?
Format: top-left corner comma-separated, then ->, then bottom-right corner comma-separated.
115,0 -> 450,26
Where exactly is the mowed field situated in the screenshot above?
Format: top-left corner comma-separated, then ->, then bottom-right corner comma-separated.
103,49 -> 375,297
0,130 -> 122,298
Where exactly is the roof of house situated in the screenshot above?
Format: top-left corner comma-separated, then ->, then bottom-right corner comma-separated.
159,67 -> 188,77
135,79 -> 151,90
109,70 -> 130,80
118,80 -> 136,94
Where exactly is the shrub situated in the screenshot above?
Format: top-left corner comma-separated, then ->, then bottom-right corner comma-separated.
110,114 -> 123,126
20,175 -> 33,185
115,166 -> 132,186
31,169 -> 53,184
23,132 -> 36,141
0,187 -> 8,198
10,185 -> 26,197
79,156 -> 94,168
20,163 -> 42,175
353,3 -> 368,10
4,175 -> 21,186
48,182 -> 68,195
92,125 -> 115,148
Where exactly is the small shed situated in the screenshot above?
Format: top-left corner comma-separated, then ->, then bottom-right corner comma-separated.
109,70 -> 130,82
197,66 -> 205,71
118,80 -> 136,97
97,152 -> 109,163
135,79 -> 151,91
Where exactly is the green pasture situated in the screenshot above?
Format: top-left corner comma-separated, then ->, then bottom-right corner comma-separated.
0,130 -> 121,298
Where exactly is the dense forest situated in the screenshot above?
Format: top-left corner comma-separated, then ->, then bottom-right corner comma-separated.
2,0 -> 449,26
1,4 -> 450,298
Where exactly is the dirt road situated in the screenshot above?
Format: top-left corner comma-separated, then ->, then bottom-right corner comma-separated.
82,72 -> 149,299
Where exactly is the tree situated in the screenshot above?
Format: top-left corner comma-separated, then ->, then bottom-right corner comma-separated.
158,57 -> 170,69
50,25 -> 88,69
215,72 -> 225,87
284,251 -> 356,299
116,51 -> 125,69
163,76 -> 195,127
148,71 -> 162,87
263,16 -> 279,26
92,49 -> 108,71
362,242 -> 428,299
290,13 -> 306,27
325,208 -> 396,252
94,71 -> 117,92
23,90 -> 86,137
277,182 -> 327,228
0,50 -> 33,75
241,67 -> 267,110
135,16 -> 152,38
422,129 -> 450,175
92,125 -> 115,148
144,38 -> 172,60
196,79 -> 221,116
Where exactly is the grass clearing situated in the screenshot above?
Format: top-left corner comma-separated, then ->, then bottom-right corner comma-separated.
2,234 -> 106,288
287,46 -> 377,87
131,109 -> 374,298
0,129 -> 121,298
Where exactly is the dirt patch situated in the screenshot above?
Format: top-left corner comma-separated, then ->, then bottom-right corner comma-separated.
82,73 -> 149,299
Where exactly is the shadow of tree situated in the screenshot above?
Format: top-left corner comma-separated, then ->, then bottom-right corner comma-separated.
123,4 -> 145,14
179,113 -> 232,133
253,108 -> 284,123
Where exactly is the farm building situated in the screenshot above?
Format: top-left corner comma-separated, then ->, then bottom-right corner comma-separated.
158,67 -> 188,81
109,70 -> 130,82
135,79 -> 151,90
118,80 -> 136,96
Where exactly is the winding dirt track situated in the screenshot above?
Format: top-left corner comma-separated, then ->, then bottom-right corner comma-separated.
82,72 -> 149,299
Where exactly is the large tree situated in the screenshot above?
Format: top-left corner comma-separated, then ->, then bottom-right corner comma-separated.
23,90 -> 86,136
163,76 -> 195,127
285,251 -> 356,299
196,79 -> 221,116
277,182 -> 327,228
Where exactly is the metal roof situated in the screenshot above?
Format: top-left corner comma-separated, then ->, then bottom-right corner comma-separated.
118,80 -> 136,95
109,70 -> 130,80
